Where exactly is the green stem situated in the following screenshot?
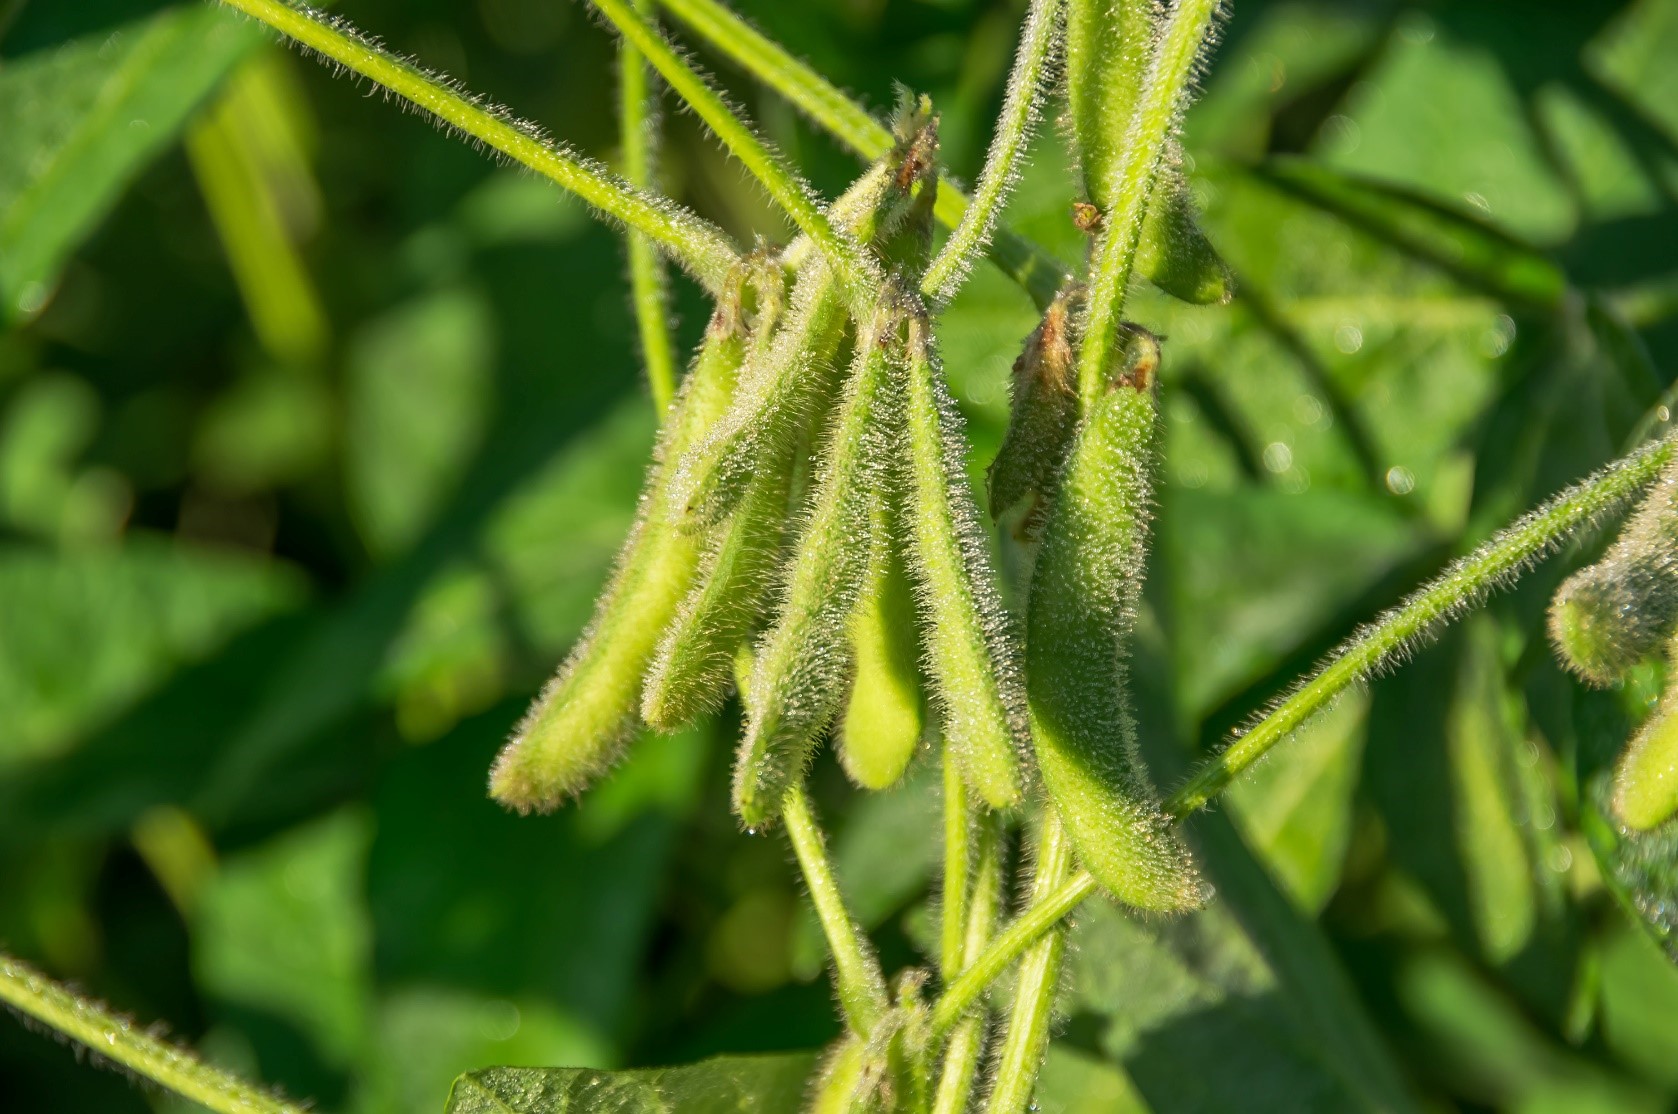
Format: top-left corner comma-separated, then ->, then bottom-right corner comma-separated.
590,0 -> 874,302
1165,429 -> 1678,817
941,753 -> 973,980
930,431 -> 1678,1030
654,0 -> 1069,308
783,784 -> 890,1036
931,860 -> 1096,1041
982,815 -> 1074,1114
620,0 -> 680,412
213,0 -> 738,293
920,0 -> 1062,304
1075,0 -> 1220,402
0,952 -> 305,1114
931,817 -> 1004,1114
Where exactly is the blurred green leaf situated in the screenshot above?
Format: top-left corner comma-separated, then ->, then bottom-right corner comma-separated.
1035,1044 -> 1148,1114
444,1051 -> 816,1113
0,536 -> 305,766
0,3 -> 259,321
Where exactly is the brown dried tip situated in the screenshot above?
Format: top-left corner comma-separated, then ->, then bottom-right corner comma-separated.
1072,201 -> 1103,234
1109,324 -> 1162,392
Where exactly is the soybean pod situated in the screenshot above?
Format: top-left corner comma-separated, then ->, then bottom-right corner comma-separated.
1063,0 -> 1230,306
732,307 -> 901,828
1025,332 -> 1203,910
838,501 -> 926,791
897,314 -> 1026,810
489,293 -> 750,811
1615,679 -> 1678,832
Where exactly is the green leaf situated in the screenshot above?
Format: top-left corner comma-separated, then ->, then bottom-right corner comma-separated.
0,537 -> 305,767
0,3 -> 261,320
444,1052 -> 816,1113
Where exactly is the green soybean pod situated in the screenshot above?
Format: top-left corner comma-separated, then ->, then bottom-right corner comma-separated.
986,287 -> 1082,529
488,302 -> 748,812
732,309 -> 899,829
1616,682 -> 1678,831
1063,0 -> 1231,306
838,504 -> 926,791
642,448 -> 795,729
1549,461 -> 1678,687
897,314 -> 1026,810
1025,340 -> 1204,911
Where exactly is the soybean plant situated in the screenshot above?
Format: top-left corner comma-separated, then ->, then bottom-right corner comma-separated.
9,1 -> 1678,1112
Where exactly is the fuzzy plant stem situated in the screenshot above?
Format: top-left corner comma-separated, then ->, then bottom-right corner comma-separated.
589,0 -> 876,302
784,785 -> 891,1037
920,0 -> 1062,304
941,760 -> 974,981
213,0 -> 739,292
1076,0 -> 1221,402
0,953 -> 305,1114
982,815 -> 1075,1114
653,0 -> 1069,308
931,817 -> 1004,1114
1166,430 -> 1678,816
931,431 -> 1678,1031
618,0 -> 681,411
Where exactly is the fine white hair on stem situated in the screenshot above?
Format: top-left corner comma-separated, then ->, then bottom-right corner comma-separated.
919,0 -> 1064,305
214,0 -> 741,291
1167,431 -> 1678,818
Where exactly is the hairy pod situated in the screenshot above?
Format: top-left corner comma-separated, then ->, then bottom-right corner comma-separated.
1025,331 -> 1204,911
1549,461 -> 1678,687
807,1036 -> 884,1114
1614,679 -> 1678,832
1063,0 -> 1231,305
733,310 -> 901,828
896,314 -> 1027,810
839,504 -> 926,791
489,301 -> 748,811
987,287 -> 1082,532
673,120 -> 936,527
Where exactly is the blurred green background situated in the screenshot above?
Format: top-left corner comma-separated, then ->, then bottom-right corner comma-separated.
2,0 -> 1678,1110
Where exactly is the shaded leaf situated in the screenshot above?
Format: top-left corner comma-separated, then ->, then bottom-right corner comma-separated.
445,1052 -> 816,1113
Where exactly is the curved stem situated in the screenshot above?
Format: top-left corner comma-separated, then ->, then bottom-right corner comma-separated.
921,0 -> 1062,304
655,0 -> 1069,309
1164,430 -> 1678,817
1075,0 -> 1221,401
982,815 -> 1074,1114
784,784 -> 890,1036
619,0 -> 681,411
0,953 -> 305,1114
590,0 -> 875,302
213,0 -> 738,293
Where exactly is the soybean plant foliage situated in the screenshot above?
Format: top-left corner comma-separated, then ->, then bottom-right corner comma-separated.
3,0 -> 1678,1112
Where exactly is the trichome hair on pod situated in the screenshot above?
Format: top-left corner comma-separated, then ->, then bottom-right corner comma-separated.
839,501 -> 927,792
489,271 -> 757,812
987,285 -> 1084,536
895,313 -> 1028,811
1549,459 -> 1678,687
1062,0 -> 1230,306
669,114 -> 936,528
733,303 -> 905,829
1025,328 -> 1205,911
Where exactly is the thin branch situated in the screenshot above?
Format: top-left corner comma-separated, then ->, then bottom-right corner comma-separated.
214,0 -> 739,293
941,757 -> 973,981
931,815 -> 1004,1114
921,0 -> 1062,304
1164,429 -> 1678,817
1075,0 -> 1222,401
783,785 -> 891,1036
981,815 -> 1074,1114
620,0 -> 681,411
0,953 -> 306,1114
589,0 -> 876,302
655,0 -> 1069,309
